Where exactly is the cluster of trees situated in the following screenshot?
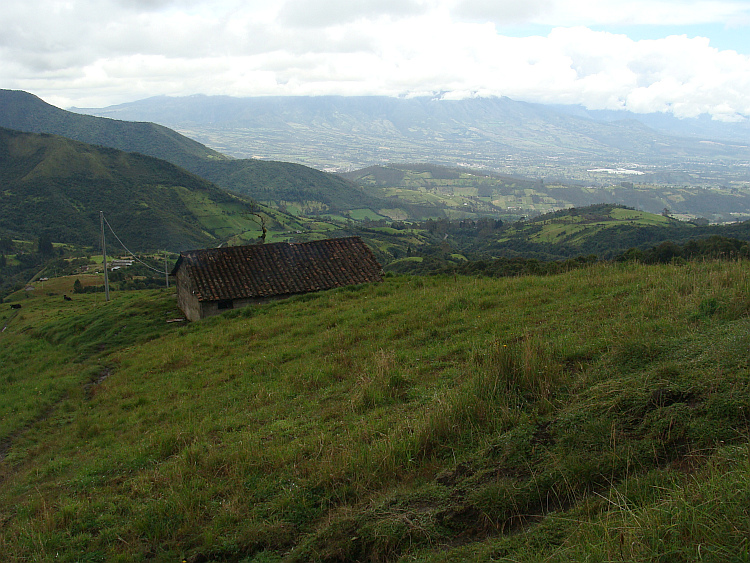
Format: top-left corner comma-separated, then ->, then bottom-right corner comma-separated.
617,236 -> 750,264
419,217 -> 504,235
73,277 -> 167,294
386,235 -> 750,278
387,253 -> 600,277
72,279 -> 105,294
0,235 -> 46,299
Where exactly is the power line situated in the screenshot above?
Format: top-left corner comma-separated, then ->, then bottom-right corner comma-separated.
102,216 -> 166,274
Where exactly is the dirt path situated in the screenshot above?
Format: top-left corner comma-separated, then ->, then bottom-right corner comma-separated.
0,367 -> 112,471
1,309 -> 20,334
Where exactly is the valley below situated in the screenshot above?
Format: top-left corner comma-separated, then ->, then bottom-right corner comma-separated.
79,94 -> 750,191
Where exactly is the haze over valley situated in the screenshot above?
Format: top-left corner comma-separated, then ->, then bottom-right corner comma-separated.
76,94 -> 750,189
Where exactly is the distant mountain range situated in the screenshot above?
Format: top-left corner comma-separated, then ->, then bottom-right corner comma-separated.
548,104 -> 750,144
72,95 -> 750,185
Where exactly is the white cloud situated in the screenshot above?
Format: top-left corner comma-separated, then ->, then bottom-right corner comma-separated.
451,0 -> 750,27
1,0 -> 750,121
450,0 -> 556,24
278,0 -> 430,27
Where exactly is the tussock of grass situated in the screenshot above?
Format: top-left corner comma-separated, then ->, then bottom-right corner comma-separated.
1,261 -> 750,561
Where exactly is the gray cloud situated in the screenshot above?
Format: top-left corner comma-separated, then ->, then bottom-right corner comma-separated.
451,0 -> 554,23
451,0 -> 750,27
113,0 -> 207,11
1,0 -> 749,121
277,0 -> 429,27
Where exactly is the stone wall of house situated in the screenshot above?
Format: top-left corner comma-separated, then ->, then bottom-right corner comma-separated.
175,268 -> 202,321
199,296 -> 267,319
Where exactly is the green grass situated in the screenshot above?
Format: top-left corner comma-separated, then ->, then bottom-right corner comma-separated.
493,204 -> 696,254
0,278 -> 184,444
1,261 -> 750,561
348,209 -> 387,221
610,207 -> 672,225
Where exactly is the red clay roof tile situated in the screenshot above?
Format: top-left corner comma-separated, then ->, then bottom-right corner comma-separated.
173,236 -> 382,302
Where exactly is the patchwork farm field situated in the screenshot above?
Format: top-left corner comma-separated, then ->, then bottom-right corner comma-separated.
1,261 -> 750,561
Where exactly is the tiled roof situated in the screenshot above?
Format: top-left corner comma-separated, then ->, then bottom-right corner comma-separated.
172,236 -> 383,302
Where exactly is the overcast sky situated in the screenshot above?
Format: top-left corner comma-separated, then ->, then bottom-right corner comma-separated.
3,0 -> 750,120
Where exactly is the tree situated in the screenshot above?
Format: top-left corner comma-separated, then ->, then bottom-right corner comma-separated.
245,207 -> 267,243
38,232 -> 54,255
73,278 -> 84,294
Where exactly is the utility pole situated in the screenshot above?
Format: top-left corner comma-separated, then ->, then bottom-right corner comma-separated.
100,211 -> 110,301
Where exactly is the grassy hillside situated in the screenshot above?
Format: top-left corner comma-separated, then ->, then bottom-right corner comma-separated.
0,127 -> 304,251
11,91 -> 750,225
381,204 -> 750,272
343,164 -> 750,222
0,90 -> 389,218
340,164 -> 531,221
190,159 -> 387,215
431,204 -> 746,260
491,205 -> 690,257
1,260 -> 750,561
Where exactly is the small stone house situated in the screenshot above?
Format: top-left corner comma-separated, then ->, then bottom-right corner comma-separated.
170,237 -> 383,321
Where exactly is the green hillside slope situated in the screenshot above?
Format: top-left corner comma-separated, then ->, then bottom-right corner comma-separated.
491,204 -> 693,257
381,205 -> 750,273
1,261 -> 749,561
0,127 -> 271,250
343,164 -> 750,222
0,90 -> 386,218
489,204 -> 750,259
190,158 -> 386,214
0,90 -> 227,170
